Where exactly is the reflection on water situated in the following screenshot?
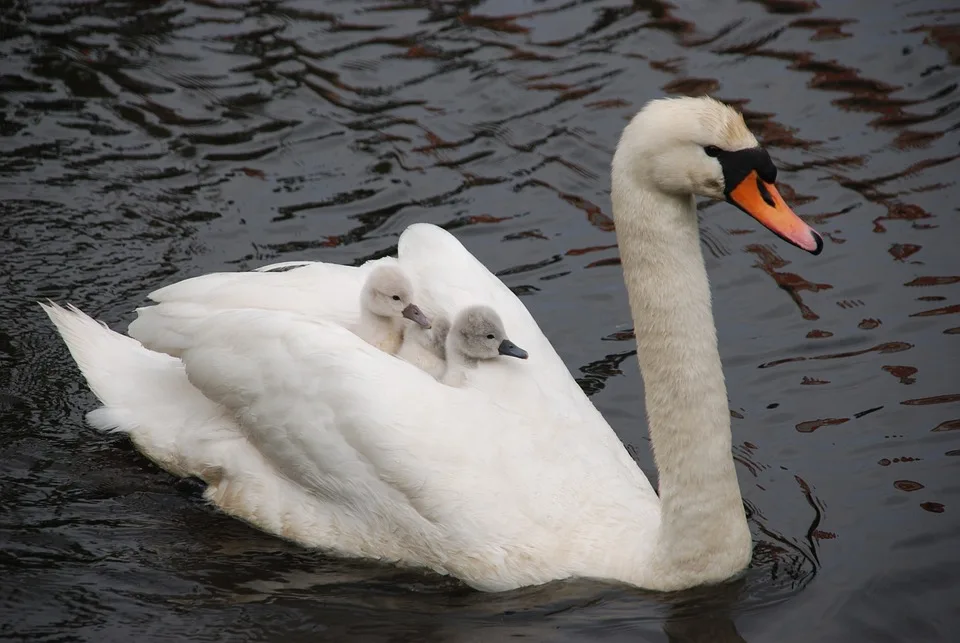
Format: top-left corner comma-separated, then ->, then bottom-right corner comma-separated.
1,0 -> 958,640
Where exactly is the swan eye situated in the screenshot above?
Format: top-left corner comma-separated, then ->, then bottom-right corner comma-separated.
704,145 -> 722,157
486,334 -> 495,340
391,295 -> 401,301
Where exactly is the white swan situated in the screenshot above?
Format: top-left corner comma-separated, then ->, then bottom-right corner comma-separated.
43,95 -> 822,593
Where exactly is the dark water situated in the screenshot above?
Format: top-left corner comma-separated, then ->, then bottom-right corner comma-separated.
2,0 -> 958,640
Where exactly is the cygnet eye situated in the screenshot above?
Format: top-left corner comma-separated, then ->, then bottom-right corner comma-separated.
486,334 -> 494,339
391,295 -> 401,301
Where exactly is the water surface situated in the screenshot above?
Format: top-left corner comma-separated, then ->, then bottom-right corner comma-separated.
2,0 -> 958,640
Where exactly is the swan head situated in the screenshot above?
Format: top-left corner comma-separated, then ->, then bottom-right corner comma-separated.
361,265 -> 431,329
450,305 -> 528,361
613,95 -> 822,254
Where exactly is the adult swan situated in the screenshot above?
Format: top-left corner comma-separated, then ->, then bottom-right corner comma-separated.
43,96 -> 822,593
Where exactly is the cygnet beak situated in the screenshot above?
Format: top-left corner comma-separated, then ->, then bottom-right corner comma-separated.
402,304 -> 431,329
498,339 -> 529,360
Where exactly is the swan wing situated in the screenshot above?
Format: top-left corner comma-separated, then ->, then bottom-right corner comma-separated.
41,302 -> 438,560
128,258 -> 393,356
180,307 -> 657,589
397,225 -> 652,491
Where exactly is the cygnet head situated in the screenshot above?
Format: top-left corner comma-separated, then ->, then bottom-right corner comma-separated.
612,95 -> 822,255
361,265 -> 431,328
449,305 -> 528,362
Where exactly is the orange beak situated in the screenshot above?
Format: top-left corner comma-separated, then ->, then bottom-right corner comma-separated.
727,171 -> 823,255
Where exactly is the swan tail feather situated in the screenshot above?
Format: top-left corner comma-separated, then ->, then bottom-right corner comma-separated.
40,301 -> 222,478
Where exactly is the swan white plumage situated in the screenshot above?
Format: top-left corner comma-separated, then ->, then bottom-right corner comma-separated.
43,95 -> 822,592
127,257 -> 407,357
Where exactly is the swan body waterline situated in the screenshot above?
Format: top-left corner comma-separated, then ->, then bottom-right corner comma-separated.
44,95 -> 822,593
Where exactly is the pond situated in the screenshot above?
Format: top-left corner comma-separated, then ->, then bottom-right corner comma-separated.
1,0 -> 958,640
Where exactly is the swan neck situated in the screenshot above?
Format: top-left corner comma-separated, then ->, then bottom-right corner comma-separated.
611,169 -> 750,585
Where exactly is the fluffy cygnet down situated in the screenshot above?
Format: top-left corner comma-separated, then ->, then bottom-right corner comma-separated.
355,265 -> 431,354
398,304 -> 527,384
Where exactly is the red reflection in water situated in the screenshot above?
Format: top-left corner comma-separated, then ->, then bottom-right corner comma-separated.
402,45 -> 443,59
239,167 -> 266,180
882,365 -> 917,385
920,502 -> 945,513
931,419 -> 960,432
945,327 -> 960,335
792,17 -> 854,41
889,243 -> 922,261
859,318 -> 881,329
801,376 -> 829,385
873,203 -> 934,233
663,77 -> 720,96
903,277 -> 960,286
806,329 -> 833,338
892,129 -> 943,150
507,49 -> 555,62
910,304 -> 960,317
565,244 -> 617,257
901,394 -> 960,406
585,257 -> 622,269
760,341 -> 912,368
907,23 -> 960,64
586,99 -> 630,111
796,417 -> 849,433
745,244 -> 832,320
466,214 -> 510,224
894,480 -> 925,492
458,14 -> 529,34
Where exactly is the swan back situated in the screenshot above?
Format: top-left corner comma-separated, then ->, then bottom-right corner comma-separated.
128,258 -> 396,357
